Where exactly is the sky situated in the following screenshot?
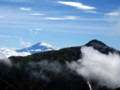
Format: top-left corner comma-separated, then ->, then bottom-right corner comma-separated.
0,0 -> 120,50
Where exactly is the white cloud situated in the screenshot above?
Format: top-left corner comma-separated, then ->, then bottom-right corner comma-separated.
30,13 -> 44,16
105,9 -> 120,34
58,1 -> 96,10
19,38 -> 31,48
35,28 -> 42,31
0,52 -> 7,59
105,12 -> 120,16
20,7 -> 31,11
67,46 -> 120,89
0,52 -> 11,65
85,10 -> 98,14
0,35 -> 21,39
0,16 -> 4,19
45,16 -> 77,20
28,28 -> 43,36
20,40 -> 31,48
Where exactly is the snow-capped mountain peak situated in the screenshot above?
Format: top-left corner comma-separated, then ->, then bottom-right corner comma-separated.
39,42 -> 53,48
0,42 -> 54,57
16,42 -> 54,54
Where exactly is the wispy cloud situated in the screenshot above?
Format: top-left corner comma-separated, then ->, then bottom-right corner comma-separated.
85,10 -> 98,14
0,35 -> 20,38
35,28 -> 42,31
19,38 -> 31,47
45,16 -> 77,20
0,35 -> 31,48
105,9 -> 120,35
105,11 -> 120,16
58,1 -> 96,10
0,16 -> 4,19
30,13 -> 44,16
20,7 -> 31,11
45,16 -> 104,21
28,28 -> 43,36
1,0 -> 31,3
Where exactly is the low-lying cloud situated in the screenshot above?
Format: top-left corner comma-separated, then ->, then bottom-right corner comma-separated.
0,53 -> 11,65
0,48 -> 31,57
67,46 -> 120,89
1,45 -> 120,89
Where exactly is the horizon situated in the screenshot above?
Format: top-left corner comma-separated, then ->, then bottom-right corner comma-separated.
0,0 -> 120,50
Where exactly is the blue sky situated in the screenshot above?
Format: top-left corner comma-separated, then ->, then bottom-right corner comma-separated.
0,0 -> 120,49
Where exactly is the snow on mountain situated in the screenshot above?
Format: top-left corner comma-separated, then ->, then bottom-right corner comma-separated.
16,42 -> 54,54
0,42 -> 54,58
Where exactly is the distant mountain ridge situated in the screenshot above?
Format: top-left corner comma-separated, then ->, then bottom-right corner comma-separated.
16,42 -> 54,54
10,39 -> 120,63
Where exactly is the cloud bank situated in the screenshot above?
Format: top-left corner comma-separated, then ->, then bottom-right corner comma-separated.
0,48 -> 31,57
67,46 -> 120,89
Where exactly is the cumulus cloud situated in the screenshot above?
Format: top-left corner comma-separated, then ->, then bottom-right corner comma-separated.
30,13 -> 44,16
58,1 -> 96,10
45,16 -> 77,20
67,46 -> 120,89
20,7 -> 31,11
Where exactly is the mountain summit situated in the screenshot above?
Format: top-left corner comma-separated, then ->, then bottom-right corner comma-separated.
85,39 -> 118,54
16,42 -> 54,54
86,39 -> 107,47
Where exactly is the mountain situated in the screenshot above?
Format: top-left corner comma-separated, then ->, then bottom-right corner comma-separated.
16,42 -> 54,54
11,39 -> 120,63
0,42 -> 54,57
0,39 -> 119,90
85,39 -> 119,54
